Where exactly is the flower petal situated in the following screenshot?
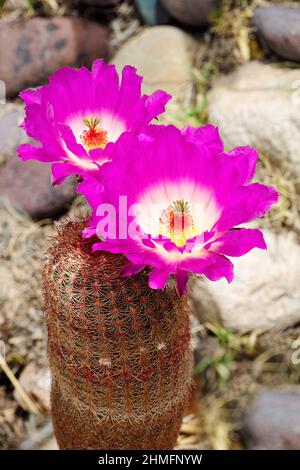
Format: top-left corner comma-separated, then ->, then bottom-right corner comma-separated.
201,253 -> 234,283
121,262 -> 146,277
143,89 -> 172,123
19,88 -> 41,105
148,268 -> 170,290
174,270 -> 190,295
205,228 -> 267,257
223,146 -> 258,184
51,162 -> 79,185
58,123 -> 89,161
88,125 -> 277,293
183,124 -> 224,156
215,183 -> 279,231
18,60 -> 170,185
17,143 -> 59,163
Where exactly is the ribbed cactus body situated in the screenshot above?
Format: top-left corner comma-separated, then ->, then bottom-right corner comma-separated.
43,221 -> 193,450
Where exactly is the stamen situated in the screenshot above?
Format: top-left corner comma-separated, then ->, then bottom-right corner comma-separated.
80,115 -> 108,150
159,199 -> 197,247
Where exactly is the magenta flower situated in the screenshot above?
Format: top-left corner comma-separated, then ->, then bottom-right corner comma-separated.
81,125 -> 279,295
18,60 -> 171,184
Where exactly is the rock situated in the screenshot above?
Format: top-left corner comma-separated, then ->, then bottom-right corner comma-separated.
68,0 -> 120,6
0,80 -> 5,105
0,17 -> 110,98
208,61 -> 300,180
112,26 -> 198,100
38,436 -> 59,450
189,230 -> 300,332
3,0 -> 29,10
0,155 -> 76,219
134,0 -> 170,25
19,422 -> 58,450
243,389 -> 300,449
252,6 -> 300,63
189,279 -> 221,326
0,103 -> 27,167
15,363 -> 51,412
162,0 -> 218,27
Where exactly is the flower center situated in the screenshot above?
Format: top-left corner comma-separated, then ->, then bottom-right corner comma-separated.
80,116 -> 108,150
159,199 -> 197,247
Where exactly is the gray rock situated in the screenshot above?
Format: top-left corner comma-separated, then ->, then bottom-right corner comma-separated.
0,103 -> 27,167
65,0 -> 120,6
162,0 -> 218,27
134,0 -> 170,25
189,230 -> 300,332
253,6 -> 300,62
0,155 -> 76,219
112,26 -> 198,100
243,388 -> 300,449
208,61 -> 300,180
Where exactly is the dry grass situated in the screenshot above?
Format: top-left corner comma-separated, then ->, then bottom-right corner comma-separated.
210,0 -> 256,70
0,198 -> 54,448
256,155 -> 300,236
0,199 -> 53,366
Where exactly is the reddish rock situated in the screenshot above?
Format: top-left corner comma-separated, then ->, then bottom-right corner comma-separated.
0,155 -> 76,219
253,6 -> 300,62
0,17 -> 110,98
162,0 -> 218,27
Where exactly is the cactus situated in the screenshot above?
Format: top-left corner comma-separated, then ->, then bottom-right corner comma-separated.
43,220 -> 193,450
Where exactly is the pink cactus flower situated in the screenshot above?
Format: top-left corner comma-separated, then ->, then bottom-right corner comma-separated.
81,124 -> 279,295
18,60 -> 171,184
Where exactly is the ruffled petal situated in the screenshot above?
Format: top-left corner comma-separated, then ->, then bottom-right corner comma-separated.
223,146 -> 258,184
77,178 -> 104,205
201,252 -> 234,283
92,59 -> 120,110
205,228 -> 266,257
21,103 -> 54,142
215,183 -> 279,232
19,88 -> 42,105
183,124 -> 224,156
174,270 -> 190,295
17,143 -> 59,163
121,262 -> 146,277
148,268 -> 170,290
143,89 -> 172,123
118,65 -> 143,117
111,66 -> 170,133
51,162 -> 79,185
